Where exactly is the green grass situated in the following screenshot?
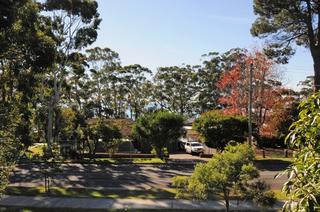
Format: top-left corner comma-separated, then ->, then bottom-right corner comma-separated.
272,189 -> 299,201
0,207 -> 214,212
20,156 -> 164,164
25,144 -> 46,159
272,190 -> 289,200
5,186 -> 176,199
5,186 -> 224,201
255,156 -> 293,163
83,158 -> 165,164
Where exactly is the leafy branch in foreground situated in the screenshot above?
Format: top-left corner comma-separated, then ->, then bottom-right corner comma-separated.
281,91 -> 320,211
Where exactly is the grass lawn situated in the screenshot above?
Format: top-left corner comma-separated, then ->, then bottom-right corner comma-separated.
5,186 -> 176,199
5,186 -> 244,201
255,156 -> 293,163
0,207 -> 208,212
82,158 -> 165,164
25,144 -> 46,159
272,190 -> 289,200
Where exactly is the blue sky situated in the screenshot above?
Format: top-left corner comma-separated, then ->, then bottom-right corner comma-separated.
95,0 -> 313,90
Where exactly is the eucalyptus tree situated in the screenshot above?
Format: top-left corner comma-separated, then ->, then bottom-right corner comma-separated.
153,66 -> 198,116
0,0 -> 56,147
196,52 -> 222,113
0,0 -> 55,194
122,64 -> 152,119
193,49 -> 248,114
86,47 -> 121,118
42,0 -> 101,147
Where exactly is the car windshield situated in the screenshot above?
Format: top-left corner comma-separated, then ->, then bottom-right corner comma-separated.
191,143 -> 202,147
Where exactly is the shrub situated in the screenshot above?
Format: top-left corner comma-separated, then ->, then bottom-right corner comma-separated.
193,110 -> 248,151
132,111 -> 184,159
172,143 -> 276,212
256,136 -> 286,148
282,92 -> 320,211
172,176 -> 189,199
85,118 -> 122,158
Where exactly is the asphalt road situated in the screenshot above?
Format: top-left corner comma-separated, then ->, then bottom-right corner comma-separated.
9,161 -> 288,190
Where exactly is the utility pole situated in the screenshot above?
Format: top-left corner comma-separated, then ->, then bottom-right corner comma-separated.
248,63 -> 253,146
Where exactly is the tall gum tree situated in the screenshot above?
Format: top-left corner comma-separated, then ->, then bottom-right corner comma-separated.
0,0 -> 56,194
42,0 -> 101,148
251,0 -> 320,91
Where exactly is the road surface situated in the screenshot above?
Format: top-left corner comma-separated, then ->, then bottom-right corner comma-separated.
9,160 -> 288,190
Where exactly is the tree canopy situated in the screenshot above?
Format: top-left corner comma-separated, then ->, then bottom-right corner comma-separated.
251,0 -> 320,91
132,111 -> 184,159
173,143 -> 276,212
193,110 -> 248,151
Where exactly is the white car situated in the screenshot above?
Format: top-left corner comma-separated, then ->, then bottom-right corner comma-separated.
184,142 -> 204,154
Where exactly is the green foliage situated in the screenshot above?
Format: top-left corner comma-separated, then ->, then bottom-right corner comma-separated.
172,176 -> 189,189
196,52 -> 223,113
25,143 -> 46,159
153,66 -> 198,116
239,180 -> 276,207
59,107 -> 77,140
0,131 -> 21,195
132,111 -> 184,159
173,143 -> 275,211
0,0 -> 55,194
193,110 -> 248,151
85,118 -> 122,158
86,47 -> 152,119
281,91 -> 320,211
251,0 -> 320,91
250,0 -> 303,63
256,136 -> 286,148
151,147 -> 169,158
298,75 -> 315,98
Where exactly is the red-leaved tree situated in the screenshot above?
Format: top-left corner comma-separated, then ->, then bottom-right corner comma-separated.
217,50 -> 287,136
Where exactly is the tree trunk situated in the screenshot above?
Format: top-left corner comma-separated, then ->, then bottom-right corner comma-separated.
155,147 -> 163,159
54,107 -> 61,143
223,189 -> 230,212
311,49 -> 320,92
314,61 -> 320,92
47,100 -> 54,149
134,104 -> 139,120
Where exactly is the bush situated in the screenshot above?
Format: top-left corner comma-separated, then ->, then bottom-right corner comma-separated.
256,136 -> 286,148
240,180 -> 276,207
132,111 -> 184,159
172,143 -> 276,212
193,110 -> 249,151
85,118 -> 122,158
172,176 -> 189,199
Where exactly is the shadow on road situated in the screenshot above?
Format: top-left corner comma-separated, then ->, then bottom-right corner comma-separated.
255,159 -> 291,172
9,163 -> 194,190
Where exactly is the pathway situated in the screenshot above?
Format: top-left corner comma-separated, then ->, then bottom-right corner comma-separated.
0,195 -> 284,211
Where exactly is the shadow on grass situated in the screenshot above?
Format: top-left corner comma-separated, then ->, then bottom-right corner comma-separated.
1,207 -> 212,212
5,187 -> 176,200
254,159 -> 291,172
